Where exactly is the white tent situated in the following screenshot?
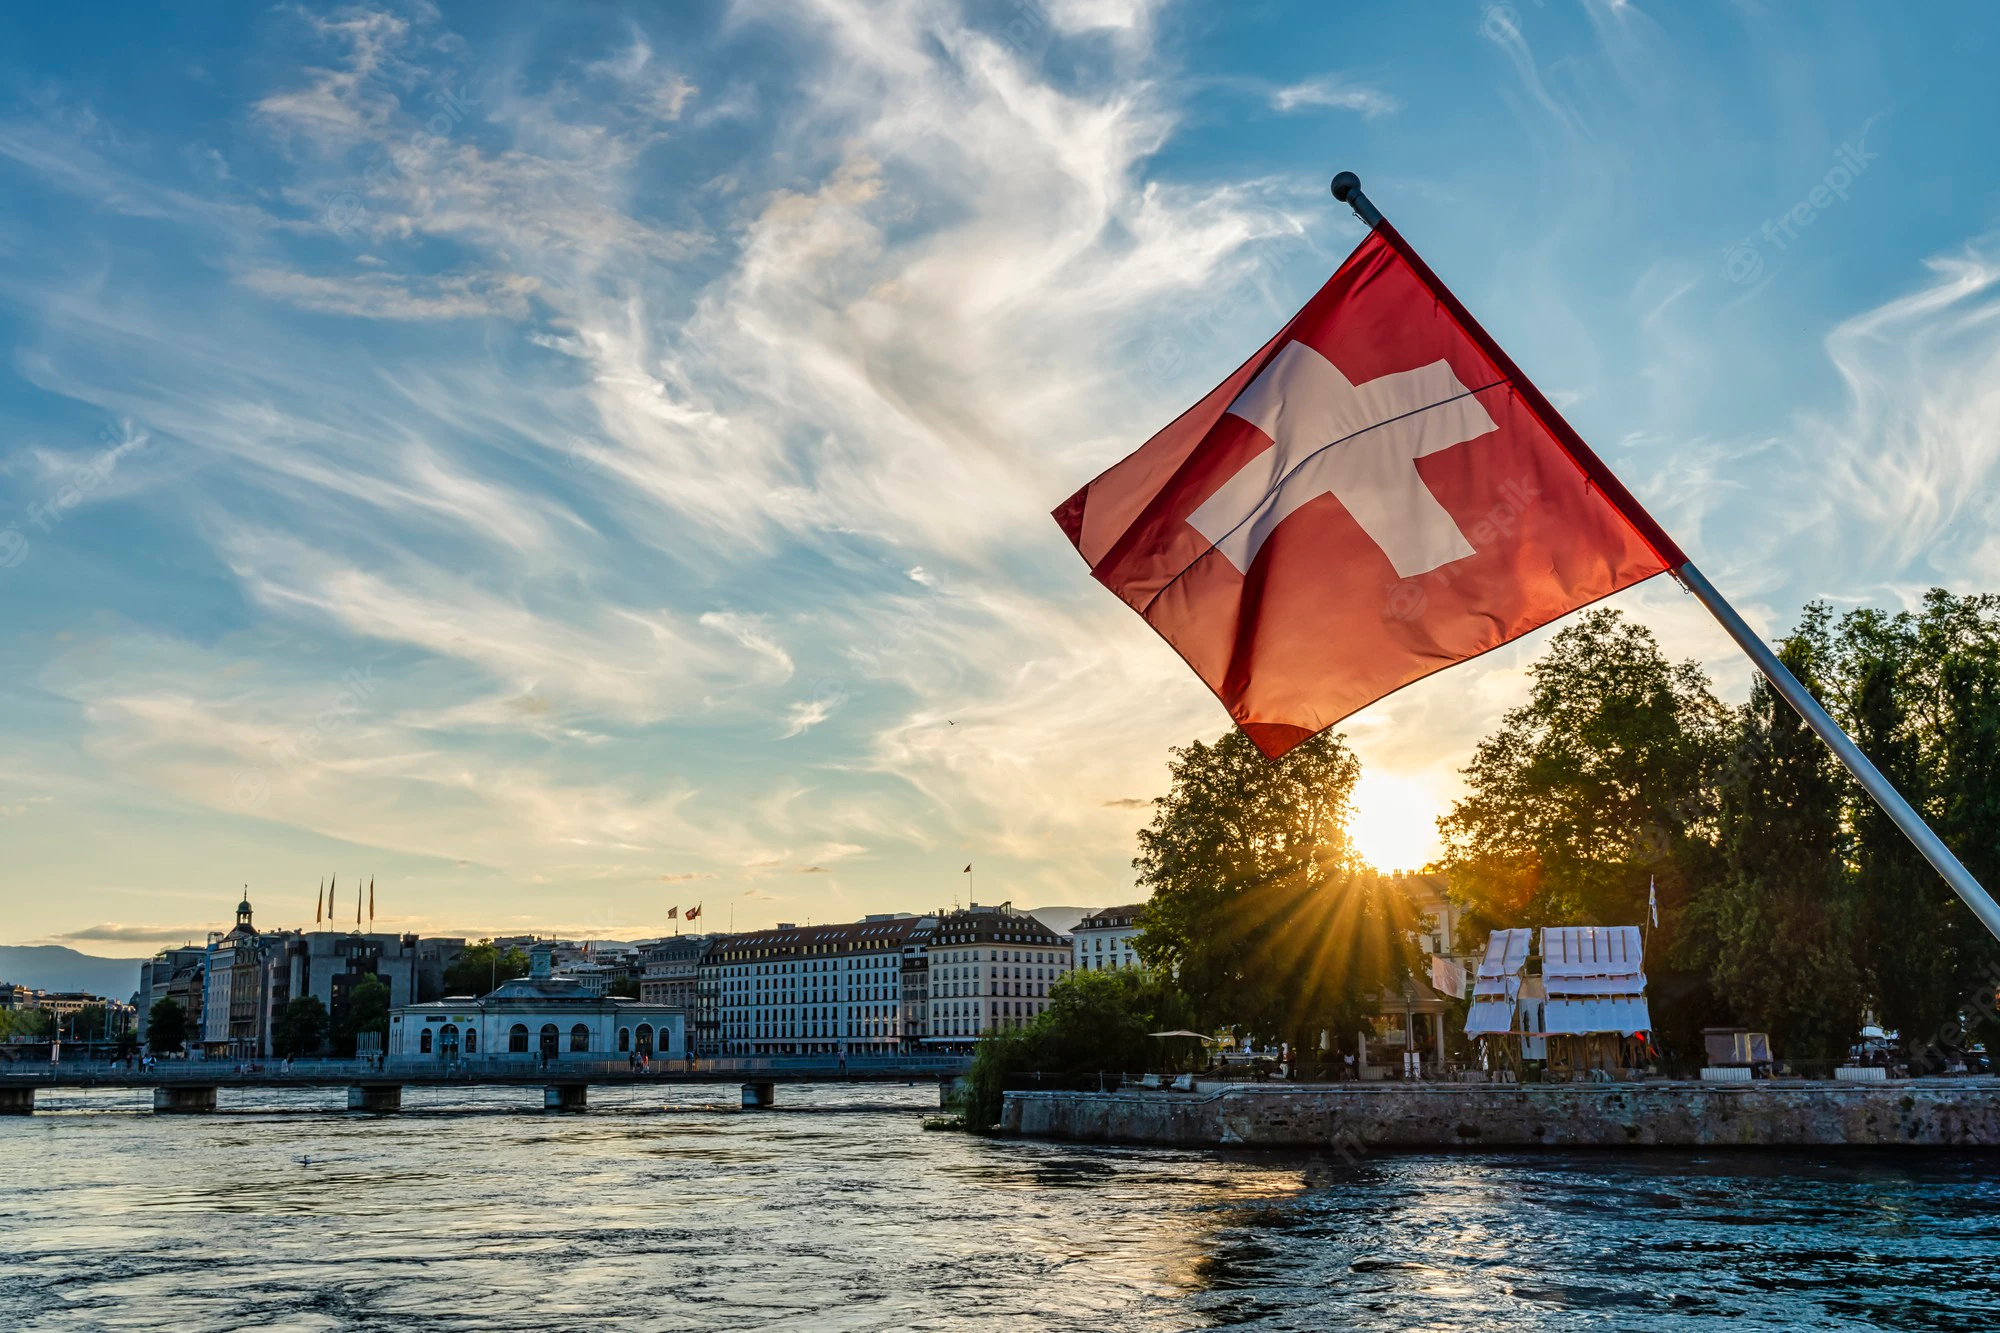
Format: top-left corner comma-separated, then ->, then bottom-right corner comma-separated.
1539,926 -> 1651,1036
1464,927 -> 1533,1037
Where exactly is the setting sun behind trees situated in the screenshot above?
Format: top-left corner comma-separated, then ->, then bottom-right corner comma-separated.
1348,769 -> 1446,874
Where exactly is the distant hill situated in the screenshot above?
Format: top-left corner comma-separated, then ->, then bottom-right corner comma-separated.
0,947 -> 143,1001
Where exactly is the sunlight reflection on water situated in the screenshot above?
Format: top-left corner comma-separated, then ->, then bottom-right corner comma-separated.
2,1083 -> 1997,1330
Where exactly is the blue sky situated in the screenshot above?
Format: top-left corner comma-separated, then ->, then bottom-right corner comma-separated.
4,0 -> 1999,953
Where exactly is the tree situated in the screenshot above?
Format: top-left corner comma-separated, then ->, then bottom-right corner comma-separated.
962,969 -> 1193,1131
335,976 -> 392,1057
0,1007 -> 54,1042
146,997 -> 188,1054
272,995 -> 330,1059
606,976 -> 640,999
442,941 -> 530,998
1689,615 -> 1864,1063
1834,594 -> 2000,1054
1439,609 -> 1732,1057
1441,609 -> 1731,932
1134,729 -> 1410,1054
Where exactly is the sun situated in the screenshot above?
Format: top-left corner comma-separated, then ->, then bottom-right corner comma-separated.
1347,769 -> 1445,874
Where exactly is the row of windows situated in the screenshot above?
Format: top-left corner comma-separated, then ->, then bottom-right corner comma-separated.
414,1022 -> 662,1056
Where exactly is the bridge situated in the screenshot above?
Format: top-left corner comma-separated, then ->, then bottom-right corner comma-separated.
0,1054 -> 971,1114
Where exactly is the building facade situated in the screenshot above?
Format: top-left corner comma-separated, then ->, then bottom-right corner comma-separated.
924,903 -> 1071,1048
1072,903 -> 1145,972
391,945 -> 686,1061
139,894 -> 464,1058
710,914 -> 934,1057
640,934 -> 722,1008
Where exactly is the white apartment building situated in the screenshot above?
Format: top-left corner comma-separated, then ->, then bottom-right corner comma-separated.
711,914 -> 935,1057
925,903 -> 1071,1048
1072,903 -> 1145,973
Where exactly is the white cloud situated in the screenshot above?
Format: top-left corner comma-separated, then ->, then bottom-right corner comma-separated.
1268,75 -> 1399,117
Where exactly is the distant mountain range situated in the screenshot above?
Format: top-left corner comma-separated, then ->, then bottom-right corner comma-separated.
0,947 -> 143,1001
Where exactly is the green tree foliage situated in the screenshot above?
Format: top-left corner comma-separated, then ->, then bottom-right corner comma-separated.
271,995 -> 330,1059
1832,593 -> 2000,1051
1133,729 -> 1411,1054
1440,609 -> 1731,936
1689,616 -> 1863,1062
335,975 -> 392,1057
962,969 -> 1194,1131
1439,610 -> 1732,1058
146,997 -> 188,1053
442,941 -> 530,998
1444,595 -> 2000,1065
0,1007 -> 54,1042
606,976 -> 640,999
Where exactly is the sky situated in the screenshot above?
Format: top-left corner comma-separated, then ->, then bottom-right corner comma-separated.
4,1 -> 2000,955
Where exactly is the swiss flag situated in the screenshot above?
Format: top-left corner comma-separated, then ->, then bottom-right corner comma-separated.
1054,222 -> 1684,758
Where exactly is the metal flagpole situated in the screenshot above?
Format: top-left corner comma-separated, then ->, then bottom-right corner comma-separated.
1329,170 -> 2000,948
1675,562 -> 2000,943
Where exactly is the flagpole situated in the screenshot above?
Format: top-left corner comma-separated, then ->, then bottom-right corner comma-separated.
1330,169 -> 2000,949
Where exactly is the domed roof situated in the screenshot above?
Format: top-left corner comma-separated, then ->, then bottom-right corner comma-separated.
237,897 -> 253,914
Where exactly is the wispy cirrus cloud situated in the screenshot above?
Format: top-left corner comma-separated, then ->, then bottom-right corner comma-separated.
1267,75 -> 1398,117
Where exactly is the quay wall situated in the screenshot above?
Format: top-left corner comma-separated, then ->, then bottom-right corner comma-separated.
1000,1080 -> 2000,1149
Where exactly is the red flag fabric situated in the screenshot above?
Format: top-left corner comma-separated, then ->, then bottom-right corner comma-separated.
1054,221 -> 1683,758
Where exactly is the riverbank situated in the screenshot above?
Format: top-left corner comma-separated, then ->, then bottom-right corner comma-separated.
1001,1078 -> 2000,1149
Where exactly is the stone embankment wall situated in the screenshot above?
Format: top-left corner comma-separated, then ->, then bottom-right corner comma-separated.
1001,1080 -> 2000,1149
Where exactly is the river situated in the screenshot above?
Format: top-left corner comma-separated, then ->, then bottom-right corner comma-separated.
3,1083 -> 1997,1330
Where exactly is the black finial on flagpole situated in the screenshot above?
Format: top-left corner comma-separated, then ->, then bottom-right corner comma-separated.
1330,171 -> 1383,228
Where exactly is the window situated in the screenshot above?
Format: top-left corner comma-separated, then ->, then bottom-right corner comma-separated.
570,1023 -> 590,1053
509,1023 -> 529,1053
419,1028 -> 433,1054
463,1027 -> 477,1054
539,1024 -> 560,1058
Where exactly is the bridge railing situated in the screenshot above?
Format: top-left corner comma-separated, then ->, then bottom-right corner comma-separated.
1,1053 -> 971,1083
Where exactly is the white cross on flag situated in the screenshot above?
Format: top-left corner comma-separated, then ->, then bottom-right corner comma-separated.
1055,222 -> 1683,757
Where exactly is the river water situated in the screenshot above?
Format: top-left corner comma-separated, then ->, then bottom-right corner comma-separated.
3,1082 -> 1997,1331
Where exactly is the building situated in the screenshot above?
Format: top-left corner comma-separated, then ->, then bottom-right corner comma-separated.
640,934 -> 723,1008
925,902 -> 1071,1048
0,986 -> 134,1032
137,946 -> 208,1040
139,894 -> 464,1058
266,928 -> 463,1042
898,918 -> 937,1052
1072,903 -> 1145,972
200,897 -> 278,1058
390,944 -> 686,1061
1352,873 -> 1470,1079
709,914 -> 934,1057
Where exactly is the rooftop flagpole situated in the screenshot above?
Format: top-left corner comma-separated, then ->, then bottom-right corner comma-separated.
1329,170 -> 2000,948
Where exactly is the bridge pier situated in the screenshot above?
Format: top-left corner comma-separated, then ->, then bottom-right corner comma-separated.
154,1086 -> 218,1114
0,1086 -> 33,1115
347,1084 -> 403,1113
741,1080 -> 776,1109
544,1083 -> 587,1112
